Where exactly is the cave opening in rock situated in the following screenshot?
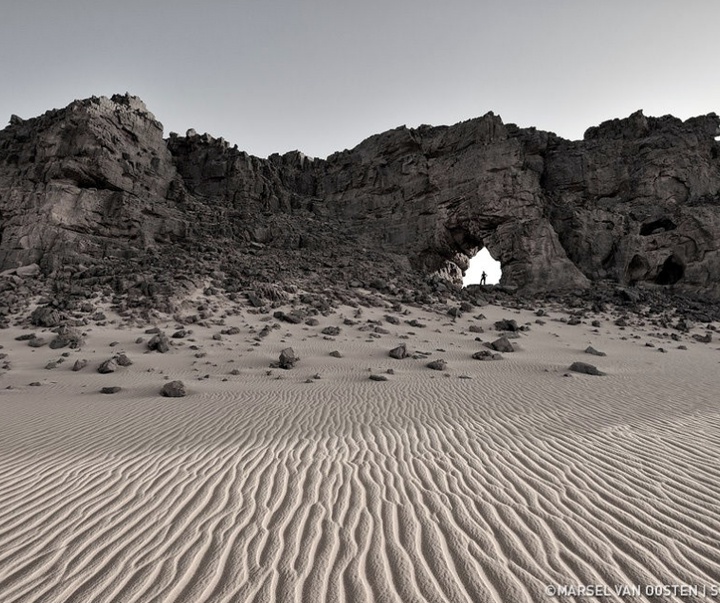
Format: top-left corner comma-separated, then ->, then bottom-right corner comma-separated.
655,254 -> 685,285
463,247 -> 502,286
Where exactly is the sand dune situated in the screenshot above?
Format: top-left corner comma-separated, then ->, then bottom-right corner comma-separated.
1,301 -> 719,602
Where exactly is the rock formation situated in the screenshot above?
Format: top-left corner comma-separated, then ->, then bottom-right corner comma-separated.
1,94 -> 719,303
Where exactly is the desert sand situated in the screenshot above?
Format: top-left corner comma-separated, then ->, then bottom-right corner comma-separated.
1,293 -> 719,603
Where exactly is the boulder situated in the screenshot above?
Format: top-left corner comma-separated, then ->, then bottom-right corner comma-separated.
569,361 -> 605,376
472,350 -> 502,361
161,380 -> 187,397
584,346 -> 606,357
97,358 -> 118,374
388,344 -> 408,359
277,347 -> 298,369
427,359 -> 447,371
487,336 -> 514,353
494,319 -> 519,332
147,333 -> 170,353
72,359 -> 88,371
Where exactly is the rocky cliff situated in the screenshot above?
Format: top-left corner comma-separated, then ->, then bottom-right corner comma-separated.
1,94 -> 719,306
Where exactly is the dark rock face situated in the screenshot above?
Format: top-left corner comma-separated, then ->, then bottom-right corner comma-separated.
1,96 -> 719,298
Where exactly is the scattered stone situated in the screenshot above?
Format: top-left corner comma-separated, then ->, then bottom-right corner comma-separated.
28,337 -> 48,348
569,361 -> 605,376
72,359 -> 88,371
494,319 -> 519,332
427,359 -> 447,371
584,346 -> 607,357
321,326 -> 341,336
115,353 -> 133,367
98,358 -> 118,374
469,324 -> 484,333
388,343 -> 408,359
147,332 -> 170,353
384,315 -> 400,325
329,350 -> 343,358
29,382 -> 42,386
692,332 -> 712,343
16,333 -> 37,341
274,310 -> 303,324
49,325 -> 84,349
274,347 -> 298,369
45,361 -> 57,370
405,319 -> 425,328
30,306 -> 63,328
100,386 -> 122,394
369,374 -> 388,381
472,350 -> 502,361
487,336 -> 514,353
161,380 -> 187,397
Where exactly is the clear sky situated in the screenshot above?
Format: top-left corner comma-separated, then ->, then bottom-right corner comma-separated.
1,1 -> 718,159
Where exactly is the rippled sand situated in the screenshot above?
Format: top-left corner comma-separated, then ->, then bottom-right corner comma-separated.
1,301 -> 719,602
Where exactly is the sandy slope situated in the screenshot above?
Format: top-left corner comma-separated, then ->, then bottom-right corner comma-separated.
1,298 -> 719,602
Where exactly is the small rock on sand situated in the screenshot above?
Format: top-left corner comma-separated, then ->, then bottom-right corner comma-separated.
161,380 -> 187,397
388,343 -> 408,359
487,336 -> 514,353
584,346 -> 607,357
427,359 -> 447,371
569,361 -> 605,376
472,350 -> 502,361
97,358 -> 118,374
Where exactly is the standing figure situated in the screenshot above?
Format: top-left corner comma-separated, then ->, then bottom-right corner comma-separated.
480,271 -> 487,285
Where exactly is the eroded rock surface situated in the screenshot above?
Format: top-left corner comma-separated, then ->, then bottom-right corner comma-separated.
1,95 -> 719,303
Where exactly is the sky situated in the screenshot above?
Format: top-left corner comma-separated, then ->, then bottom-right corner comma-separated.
1,1 -> 719,161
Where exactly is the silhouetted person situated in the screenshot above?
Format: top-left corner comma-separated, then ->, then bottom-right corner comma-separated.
480,271 -> 487,285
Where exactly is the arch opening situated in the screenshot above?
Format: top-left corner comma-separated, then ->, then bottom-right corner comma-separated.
463,247 -> 502,287
655,254 -> 684,285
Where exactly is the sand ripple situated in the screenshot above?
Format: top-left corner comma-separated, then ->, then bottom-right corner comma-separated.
1,357 -> 720,602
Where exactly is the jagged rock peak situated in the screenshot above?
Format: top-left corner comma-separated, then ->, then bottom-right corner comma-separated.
584,109 -> 720,141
